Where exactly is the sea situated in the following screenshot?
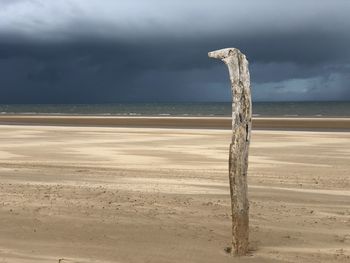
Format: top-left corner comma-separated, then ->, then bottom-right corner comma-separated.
0,102 -> 349,117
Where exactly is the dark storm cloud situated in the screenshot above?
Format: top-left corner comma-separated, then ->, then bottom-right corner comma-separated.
0,0 -> 349,103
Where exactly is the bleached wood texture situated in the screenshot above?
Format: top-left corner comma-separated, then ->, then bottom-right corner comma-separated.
208,48 -> 251,255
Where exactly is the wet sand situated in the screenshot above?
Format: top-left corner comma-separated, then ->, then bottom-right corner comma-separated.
0,122 -> 349,262
0,115 -> 350,130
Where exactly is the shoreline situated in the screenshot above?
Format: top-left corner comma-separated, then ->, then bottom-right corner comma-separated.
0,115 -> 349,130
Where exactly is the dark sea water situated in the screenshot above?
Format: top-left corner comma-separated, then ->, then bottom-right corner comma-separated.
0,102 -> 349,117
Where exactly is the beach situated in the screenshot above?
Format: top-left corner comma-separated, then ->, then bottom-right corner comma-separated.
0,118 -> 349,262
1,115 -> 350,130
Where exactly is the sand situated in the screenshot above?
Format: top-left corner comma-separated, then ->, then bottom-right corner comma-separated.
0,122 -> 349,262
0,115 -> 350,130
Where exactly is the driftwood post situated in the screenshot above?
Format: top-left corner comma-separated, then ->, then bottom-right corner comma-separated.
208,48 -> 251,255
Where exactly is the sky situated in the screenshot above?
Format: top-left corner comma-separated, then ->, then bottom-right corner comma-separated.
0,0 -> 349,103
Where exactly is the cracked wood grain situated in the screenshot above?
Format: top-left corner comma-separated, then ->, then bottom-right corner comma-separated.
208,48 -> 251,256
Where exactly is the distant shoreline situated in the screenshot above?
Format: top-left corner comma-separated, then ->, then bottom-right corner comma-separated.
1,113 -> 349,118
0,101 -> 349,118
0,115 -> 349,131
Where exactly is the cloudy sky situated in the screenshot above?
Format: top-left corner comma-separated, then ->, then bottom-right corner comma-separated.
0,0 -> 349,103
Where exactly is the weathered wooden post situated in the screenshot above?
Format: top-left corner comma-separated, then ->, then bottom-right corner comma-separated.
208,48 -> 251,255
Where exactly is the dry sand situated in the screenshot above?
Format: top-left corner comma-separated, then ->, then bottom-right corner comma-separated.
0,123 -> 349,262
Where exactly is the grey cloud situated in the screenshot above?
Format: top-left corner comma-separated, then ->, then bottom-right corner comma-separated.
0,0 -> 349,103
1,1 -> 349,41
253,72 -> 350,102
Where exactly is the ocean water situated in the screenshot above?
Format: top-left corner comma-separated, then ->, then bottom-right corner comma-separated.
0,102 -> 349,117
